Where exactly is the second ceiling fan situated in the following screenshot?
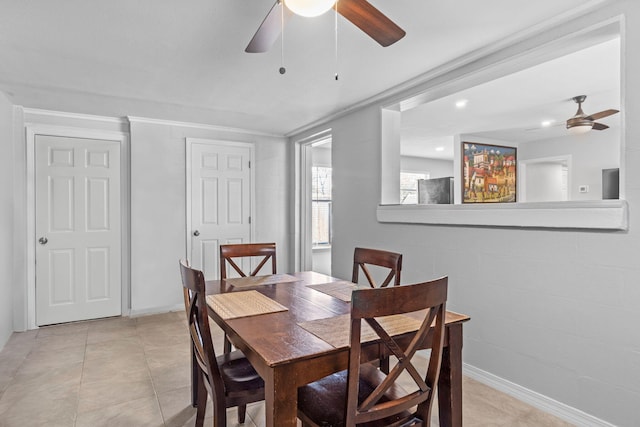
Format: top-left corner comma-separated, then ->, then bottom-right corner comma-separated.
245,0 -> 405,53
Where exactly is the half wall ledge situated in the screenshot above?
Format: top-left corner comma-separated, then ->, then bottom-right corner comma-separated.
376,200 -> 628,231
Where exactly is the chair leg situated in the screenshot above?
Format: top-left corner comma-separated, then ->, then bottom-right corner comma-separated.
380,356 -> 390,374
195,373 -> 207,427
237,404 -> 247,424
223,335 -> 232,354
191,345 -> 198,407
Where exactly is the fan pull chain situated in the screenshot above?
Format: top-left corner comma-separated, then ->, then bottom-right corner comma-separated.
334,0 -> 339,81
279,0 -> 286,75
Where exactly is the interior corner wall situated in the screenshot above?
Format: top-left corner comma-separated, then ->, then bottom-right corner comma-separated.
128,121 -> 289,315
297,3 -> 640,425
0,92 -> 15,349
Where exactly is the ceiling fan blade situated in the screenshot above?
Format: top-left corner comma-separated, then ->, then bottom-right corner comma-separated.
337,0 -> 405,47
246,1 -> 293,53
592,122 -> 610,131
585,109 -> 619,121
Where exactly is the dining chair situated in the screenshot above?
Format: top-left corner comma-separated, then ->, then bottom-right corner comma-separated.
352,247 -> 403,289
297,276 -> 448,427
352,247 -> 403,372
179,260 -> 265,427
219,242 -> 277,352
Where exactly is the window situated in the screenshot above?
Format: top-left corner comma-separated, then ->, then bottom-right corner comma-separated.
312,166 -> 332,246
400,172 -> 429,204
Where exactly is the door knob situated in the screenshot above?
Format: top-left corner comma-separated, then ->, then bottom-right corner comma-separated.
39,237 -> 48,245
193,230 -> 200,237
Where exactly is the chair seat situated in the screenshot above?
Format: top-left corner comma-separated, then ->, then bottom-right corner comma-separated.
218,350 -> 265,394
298,364 -> 414,427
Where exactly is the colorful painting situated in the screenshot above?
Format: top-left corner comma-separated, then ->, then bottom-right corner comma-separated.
462,142 -> 516,203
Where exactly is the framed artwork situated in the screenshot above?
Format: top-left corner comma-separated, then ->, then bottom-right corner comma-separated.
462,142 -> 517,203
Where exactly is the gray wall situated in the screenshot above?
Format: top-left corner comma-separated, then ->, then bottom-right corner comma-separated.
0,93 -> 13,349
129,121 -> 290,314
291,3 -> 640,425
519,129 -> 620,201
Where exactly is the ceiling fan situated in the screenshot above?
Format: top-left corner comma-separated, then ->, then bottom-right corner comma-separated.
245,0 -> 406,53
566,95 -> 619,134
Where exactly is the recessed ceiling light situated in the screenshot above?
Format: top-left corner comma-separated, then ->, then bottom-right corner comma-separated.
455,99 -> 468,109
435,146 -> 445,152
541,119 -> 555,127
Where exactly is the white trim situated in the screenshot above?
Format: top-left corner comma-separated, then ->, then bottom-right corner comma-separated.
23,108 -> 127,125
184,138 -> 256,263
376,200 -> 628,230
128,116 -> 281,138
24,124 -> 130,329
129,304 -> 184,318
463,363 -> 617,427
293,130 -> 332,272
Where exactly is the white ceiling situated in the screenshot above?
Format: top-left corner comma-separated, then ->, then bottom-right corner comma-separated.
0,0 -> 610,136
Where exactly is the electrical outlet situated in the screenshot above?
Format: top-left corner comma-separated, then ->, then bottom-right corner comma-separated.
578,185 -> 589,193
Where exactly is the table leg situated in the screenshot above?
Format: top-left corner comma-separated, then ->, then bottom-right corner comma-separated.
265,365 -> 298,427
438,323 -> 463,427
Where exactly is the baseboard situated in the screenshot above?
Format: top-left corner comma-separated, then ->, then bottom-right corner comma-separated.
128,304 -> 184,318
463,364 -> 616,427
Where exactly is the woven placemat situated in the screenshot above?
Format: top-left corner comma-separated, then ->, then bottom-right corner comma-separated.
307,281 -> 360,302
207,290 -> 288,320
223,274 -> 300,288
298,313 -> 422,348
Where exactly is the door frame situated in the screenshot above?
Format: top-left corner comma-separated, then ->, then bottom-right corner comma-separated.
519,155 -> 572,202
25,124 -> 130,329
293,129 -> 331,272
185,138 -> 256,263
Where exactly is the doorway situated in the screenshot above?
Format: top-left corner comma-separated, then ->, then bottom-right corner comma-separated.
186,138 -> 255,280
33,134 -> 124,326
520,156 -> 570,202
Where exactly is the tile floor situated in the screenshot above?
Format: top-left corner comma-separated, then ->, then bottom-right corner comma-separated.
0,312 -> 574,427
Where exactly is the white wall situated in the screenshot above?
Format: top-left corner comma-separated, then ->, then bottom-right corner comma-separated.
400,156 -> 453,178
129,120 -> 289,314
519,129 -> 620,200
291,3 -> 640,425
0,92 -> 14,349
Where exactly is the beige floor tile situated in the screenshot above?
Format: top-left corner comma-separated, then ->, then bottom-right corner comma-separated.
145,343 -> 190,370
36,321 -> 89,338
157,385 -> 212,427
75,396 -> 164,427
84,336 -> 144,361
77,375 -> 156,414
81,353 -> 150,384
0,381 -> 79,426
148,359 -> 192,394
17,345 -> 86,376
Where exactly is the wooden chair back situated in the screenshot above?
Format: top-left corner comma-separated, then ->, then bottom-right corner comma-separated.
220,242 -> 277,279
179,260 -> 225,412
346,277 -> 448,426
352,247 -> 403,288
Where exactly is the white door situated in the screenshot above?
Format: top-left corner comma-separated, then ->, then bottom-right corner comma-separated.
188,140 -> 252,280
35,135 -> 122,326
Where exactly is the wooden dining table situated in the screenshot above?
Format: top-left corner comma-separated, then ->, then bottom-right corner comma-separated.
203,271 -> 470,427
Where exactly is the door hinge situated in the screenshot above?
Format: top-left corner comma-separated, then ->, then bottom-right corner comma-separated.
248,160 -> 251,169
248,216 -> 251,224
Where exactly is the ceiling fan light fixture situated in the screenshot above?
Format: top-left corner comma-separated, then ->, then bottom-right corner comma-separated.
284,0 -> 336,17
567,123 -> 592,135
